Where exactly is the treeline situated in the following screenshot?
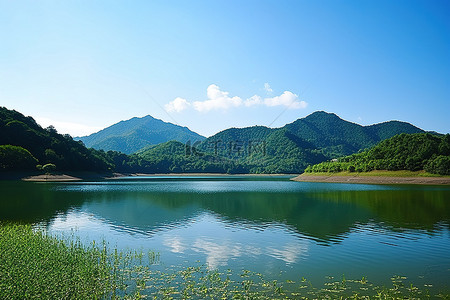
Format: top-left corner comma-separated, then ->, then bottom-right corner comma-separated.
0,106 -> 321,174
2,107 -> 448,175
100,141 -> 249,174
305,133 -> 450,175
0,107 -> 113,172
196,128 -> 327,174
0,106 -> 250,174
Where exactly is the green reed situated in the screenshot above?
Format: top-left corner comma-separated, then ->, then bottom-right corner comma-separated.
1,223 -> 448,299
0,223 -> 112,299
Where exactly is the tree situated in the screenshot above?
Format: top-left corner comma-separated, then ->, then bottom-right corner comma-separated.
42,163 -> 56,174
439,134 -> 450,156
46,125 -> 57,134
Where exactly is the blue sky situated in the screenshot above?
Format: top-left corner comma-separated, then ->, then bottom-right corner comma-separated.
1,0 -> 449,137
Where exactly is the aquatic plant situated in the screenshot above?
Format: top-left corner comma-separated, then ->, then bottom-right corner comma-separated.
1,223 -> 448,299
0,223 -> 111,299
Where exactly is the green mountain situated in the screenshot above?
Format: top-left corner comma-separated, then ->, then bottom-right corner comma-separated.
195,111 -> 425,173
305,133 -> 450,175
284,111 -> 425,157
0,107 -> 433,175
132,140 -> 247,173
77,115 -> 205,154
0,107 -> 113,171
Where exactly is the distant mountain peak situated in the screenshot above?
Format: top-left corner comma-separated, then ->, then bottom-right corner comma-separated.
304,111 -> 341,120
77,114 -> 205,154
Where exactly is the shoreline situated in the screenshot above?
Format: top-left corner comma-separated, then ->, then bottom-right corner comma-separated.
291,173 -> 450,185
5,171 -> 449,184
16,172 -> 120,182
130,173 -> 294,177
11,172 -> 295,182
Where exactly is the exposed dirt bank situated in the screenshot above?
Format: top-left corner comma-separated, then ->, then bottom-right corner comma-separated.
22,174 -> 82,182
18,172 -> 120,182
291,173 -> 450,185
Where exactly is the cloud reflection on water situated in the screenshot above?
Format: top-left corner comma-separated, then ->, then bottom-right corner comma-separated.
159,213 -> 310,269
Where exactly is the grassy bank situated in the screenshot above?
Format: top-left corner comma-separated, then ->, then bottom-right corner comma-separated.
1,223 -> 448,299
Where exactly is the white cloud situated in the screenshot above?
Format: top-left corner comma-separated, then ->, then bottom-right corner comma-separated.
264,91 -> 308,109
35,117 -> 103,137
193,84 -> 242,112
244,95 -> 262,107
264,83 -> 273,93
165,84 -> 308,114
165,97 -> 191,113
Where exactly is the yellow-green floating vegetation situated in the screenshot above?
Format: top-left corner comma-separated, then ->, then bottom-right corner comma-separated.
1,223 -> 448,299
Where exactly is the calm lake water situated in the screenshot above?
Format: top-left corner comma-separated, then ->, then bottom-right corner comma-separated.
1,176 -> 449,292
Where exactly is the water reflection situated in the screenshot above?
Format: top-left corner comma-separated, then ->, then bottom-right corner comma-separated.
1,178 -> 449,290
158,213 -> 311,269
1,180 -> 449,244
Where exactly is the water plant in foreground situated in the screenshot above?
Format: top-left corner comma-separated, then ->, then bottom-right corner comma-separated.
1,223 -> 449,299
0,223 -> 112,299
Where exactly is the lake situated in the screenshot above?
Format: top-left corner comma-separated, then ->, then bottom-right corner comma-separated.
1,176 -> 449,294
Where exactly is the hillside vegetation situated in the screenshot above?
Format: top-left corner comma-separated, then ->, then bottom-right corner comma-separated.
305,133 -> 450,175
284,112 -> 424,158
1,107 -> 437,175
195,111 -> 425,173
0,107 -> 113,172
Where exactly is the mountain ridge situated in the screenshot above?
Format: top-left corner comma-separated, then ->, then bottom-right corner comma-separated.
76,110 -> 427,173
77,110 -> 428,157
1,106 -> 441,174
186,110 -> 426,173
77,115 -> 206,154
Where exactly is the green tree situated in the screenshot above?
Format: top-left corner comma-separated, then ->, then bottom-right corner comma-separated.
0,145 -> 38,170
42,163 -> 57,174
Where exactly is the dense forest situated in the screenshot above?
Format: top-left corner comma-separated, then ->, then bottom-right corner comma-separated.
1,107 -> 447,175
197,111 -> 425,159
0,107 -> 113,172
98,141 -> 247,174
78,110 -> 425,164
193,111 -> 425,173
305,133 -> 450,175
0,107 -> 245,174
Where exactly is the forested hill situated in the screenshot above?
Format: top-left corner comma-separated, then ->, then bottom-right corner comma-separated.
109,111 -> 429,174
283,111 -> 424,157
134,140 -> 248,173
0,107 -> 113,172
0,107 -> 435,175
305,133 -> 450,175
77,115 -> 205,154
195,111 -> 425,173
